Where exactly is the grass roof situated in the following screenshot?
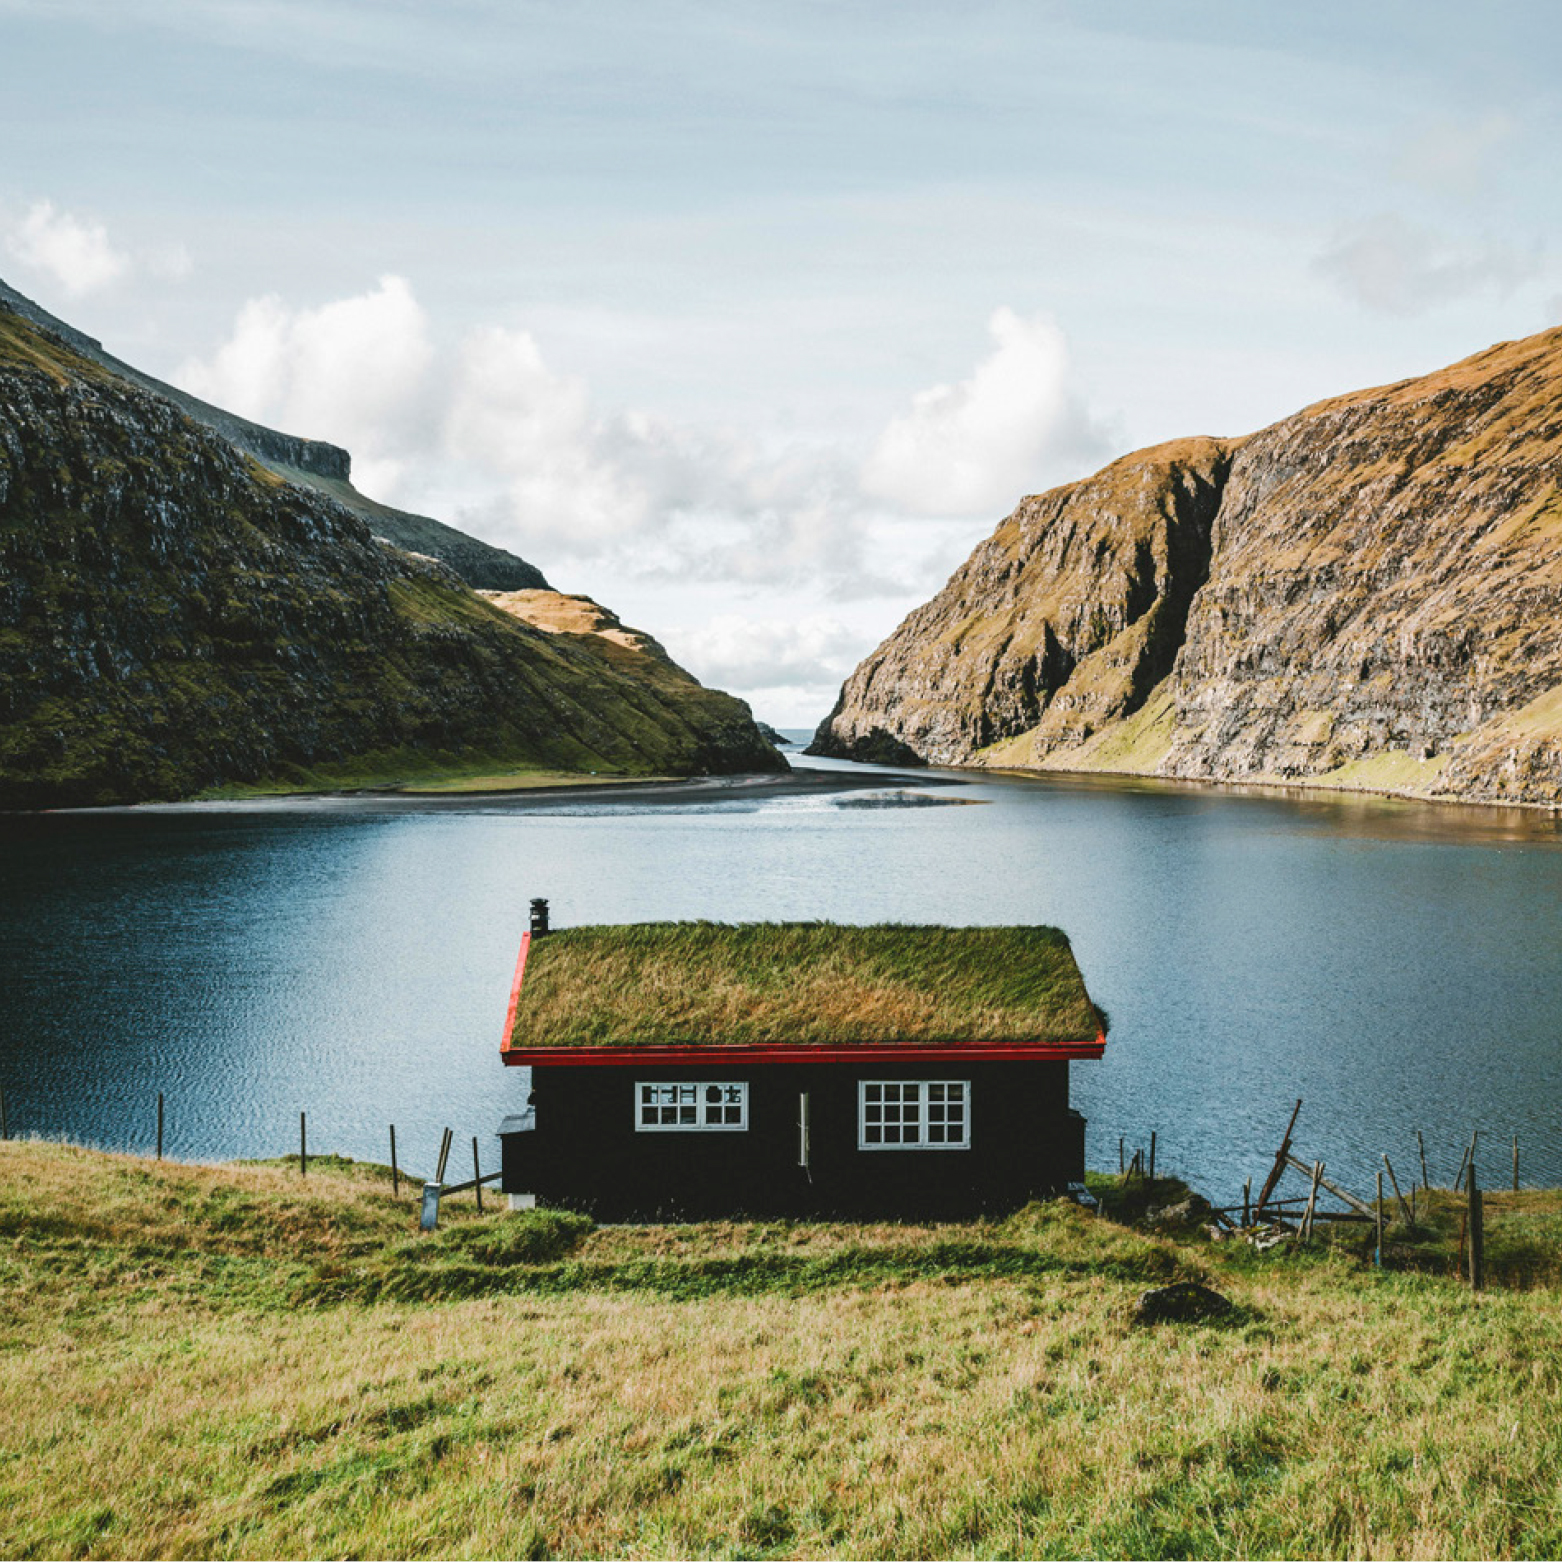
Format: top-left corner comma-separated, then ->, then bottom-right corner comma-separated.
505,922 -> 1102,1049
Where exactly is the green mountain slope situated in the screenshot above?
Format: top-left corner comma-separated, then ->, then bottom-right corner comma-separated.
0,303 -> 782,806
0,277 -> 546,591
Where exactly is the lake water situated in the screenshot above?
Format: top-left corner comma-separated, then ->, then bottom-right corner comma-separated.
4,743 -> 1562,1205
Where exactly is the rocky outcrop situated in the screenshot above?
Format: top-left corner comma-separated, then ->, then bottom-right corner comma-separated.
811,326 -> 1562,806
811,438 -> 1231,764
0,303 -> 782,806
0,278 -> 546,591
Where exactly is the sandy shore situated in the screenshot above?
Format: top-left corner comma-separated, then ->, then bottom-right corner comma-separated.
71,765 -> 967,814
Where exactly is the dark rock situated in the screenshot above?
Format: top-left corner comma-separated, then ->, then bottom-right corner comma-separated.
1133,1282 -> 1233,1325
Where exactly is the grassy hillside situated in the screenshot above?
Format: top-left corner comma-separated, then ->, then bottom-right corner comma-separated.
0,307 -> 782,805
5,1141 -> 1562,1558
814,325 -> 1562,808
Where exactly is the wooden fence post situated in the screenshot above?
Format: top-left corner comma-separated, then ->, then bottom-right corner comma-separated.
472,1137 -> 483,1213
1417,1129 -> 1429,1191
435,1128 -> 453,1186
1242,1178 -> 1251,1228
1255,1099 -> 1304,1220
1513,1134 -> 1519,1193
1468,1161 -> 1485,1292
1375,1172 -> 1384,1267
390,1125 -> 399,1197
1455,1129 -> 1477,1192
156,1092 -> 164,1161
300,1112 -> 307,1177
1302,1160 -> 1322,1239
1119,1137 -> 1125,1175
1149,1131 -> 1157,1181
1383,1154 -> 1411,1225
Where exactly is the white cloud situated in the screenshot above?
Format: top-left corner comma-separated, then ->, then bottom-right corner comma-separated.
175,275 -> 435,494
442,324 -> 652,548
1312,213 -> 1540,316
176,280 -> 1102,610
861,307 -> 1109,517
664,613 -> 866,692
5,199 -> 128,296
437,325 -> 910,594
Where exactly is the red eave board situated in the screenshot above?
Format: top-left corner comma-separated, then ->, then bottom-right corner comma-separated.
501,1034 -> 1107,1066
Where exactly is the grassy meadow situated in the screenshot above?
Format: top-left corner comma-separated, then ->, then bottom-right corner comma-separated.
4,1140 -> 1562,1559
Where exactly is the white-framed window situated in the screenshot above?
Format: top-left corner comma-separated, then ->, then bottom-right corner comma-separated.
858,1081 -> 970,1150
636,1081 -> 748,1132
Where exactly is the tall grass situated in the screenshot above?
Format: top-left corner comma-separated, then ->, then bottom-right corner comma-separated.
4,1141 -> 1562,1558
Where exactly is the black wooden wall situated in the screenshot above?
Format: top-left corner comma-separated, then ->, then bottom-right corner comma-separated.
499,1059 -> 1084,1221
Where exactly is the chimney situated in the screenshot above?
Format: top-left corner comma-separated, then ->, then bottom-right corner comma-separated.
529,897 -> 551,938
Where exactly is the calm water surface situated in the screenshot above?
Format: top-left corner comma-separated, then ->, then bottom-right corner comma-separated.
4,746 -> 1562,1203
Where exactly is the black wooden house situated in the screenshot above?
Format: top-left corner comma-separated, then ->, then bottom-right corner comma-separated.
497,912 -> 1106,1222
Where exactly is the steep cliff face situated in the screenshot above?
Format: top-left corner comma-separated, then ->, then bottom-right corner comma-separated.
812,326 -> 1562,806
0,305 -> 781,806
0,278 -> 546,591
812,438 -> 1231,765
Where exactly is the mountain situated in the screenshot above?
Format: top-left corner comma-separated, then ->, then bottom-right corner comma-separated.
811,327 -> 1562,806
0,291 -> 782,806
0,278 -> 544,591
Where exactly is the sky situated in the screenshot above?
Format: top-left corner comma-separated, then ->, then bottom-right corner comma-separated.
3,0 -> 1561,725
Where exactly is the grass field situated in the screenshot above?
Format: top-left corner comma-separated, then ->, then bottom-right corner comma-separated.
195,752 -> 670,799
4,1141 -> 1562,1559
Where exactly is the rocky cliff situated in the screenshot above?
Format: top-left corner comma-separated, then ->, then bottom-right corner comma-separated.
812,326 -> 1562,806
0,278 -> 546,591
0,302 -> 782,806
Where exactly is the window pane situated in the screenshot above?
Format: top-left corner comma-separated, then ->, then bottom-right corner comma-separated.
636,1081 -> 747,1131
859,1080 -> 967,1149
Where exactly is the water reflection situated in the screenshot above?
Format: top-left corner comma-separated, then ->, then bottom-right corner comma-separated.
3,755 -> 1560,1202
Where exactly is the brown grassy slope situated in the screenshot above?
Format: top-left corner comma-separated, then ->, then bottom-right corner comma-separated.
481,588 -> 752,715
815,326 -> 1562,804
6,1142 -> 1562,1559
507,922 -> 1102,1048
811,438 -> 1231,766
1162,325 -> 1562,799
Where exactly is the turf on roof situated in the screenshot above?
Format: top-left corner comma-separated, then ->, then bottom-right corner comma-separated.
506,922 -> 1102,1049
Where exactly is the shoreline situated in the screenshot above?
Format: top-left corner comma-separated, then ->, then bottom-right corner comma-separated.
940,756 -> 1562,821
40,764 -> 966,815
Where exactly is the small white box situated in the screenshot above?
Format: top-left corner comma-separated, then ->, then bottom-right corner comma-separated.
508,1192 -> 536,1211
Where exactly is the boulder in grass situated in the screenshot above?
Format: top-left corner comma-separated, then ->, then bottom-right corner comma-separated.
1134,1281 -> 1232,1325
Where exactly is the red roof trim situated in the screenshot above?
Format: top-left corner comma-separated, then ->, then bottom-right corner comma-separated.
500,931 -> 531,1052
502,1032 -> 1106,1067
